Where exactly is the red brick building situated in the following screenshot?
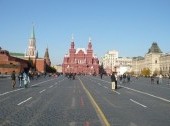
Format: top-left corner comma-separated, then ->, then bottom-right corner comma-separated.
0,26 -> 50,74
62,37 -> 99,75
0,47 -> 28,74
24,26 -> 49,73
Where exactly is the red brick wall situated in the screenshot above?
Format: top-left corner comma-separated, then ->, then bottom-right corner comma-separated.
35,59 -> 46,73
0,50 -> 28,74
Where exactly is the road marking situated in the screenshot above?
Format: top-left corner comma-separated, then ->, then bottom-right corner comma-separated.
78,77 -> 110,126
39,89 -> 46,93
49,85 -> 53,88
103,86 -> 108,89
120,85 -> 170,103
71,97 -> 76,108
0,78 -> 59,97
17,97 -> 32,106
112,90 -> 120,95
88,77 -> 121,94
90,77 -> 170,104
103,97 -> 118,108
0,88 -> 24,96
98,83 -> 102,86
31,78 -> 56,87
130,99 -> 147,108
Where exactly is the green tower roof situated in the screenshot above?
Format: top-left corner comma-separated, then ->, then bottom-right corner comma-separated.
147,42 -> 162,54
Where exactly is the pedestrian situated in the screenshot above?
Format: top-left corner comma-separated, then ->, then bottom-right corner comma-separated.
127,74 -> 131,83
11,71 -> 16,88
158,74 -> 163,84
119,75 -> 123,84
151,75 -> 154,84
23,72 -> 30,88
100,73 -> 103,79
123,74 -> 126,83
111,72 -> 117,90
18,72 -> 23,88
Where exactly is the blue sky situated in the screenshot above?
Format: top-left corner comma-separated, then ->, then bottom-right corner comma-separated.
0,0 -> 170,65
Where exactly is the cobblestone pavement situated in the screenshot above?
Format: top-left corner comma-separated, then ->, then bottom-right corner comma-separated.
0,75 -> 170,126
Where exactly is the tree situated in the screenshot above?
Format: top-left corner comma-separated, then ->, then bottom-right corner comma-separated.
46,65 -> 56,73
99,63 -> 105,74
141,68 -> 151,77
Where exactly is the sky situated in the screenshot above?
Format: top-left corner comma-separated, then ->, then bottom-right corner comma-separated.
0,0 -> 170,65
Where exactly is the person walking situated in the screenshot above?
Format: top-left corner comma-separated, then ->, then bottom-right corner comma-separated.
158,74 -> 163,84
151,75 -> 154,84
127,74 -> 131,83
111,72 -> 117,90
23,72 -> 30,88
11,71 -> 16,88
18,72 -> 23,88
100,73 -> 103,79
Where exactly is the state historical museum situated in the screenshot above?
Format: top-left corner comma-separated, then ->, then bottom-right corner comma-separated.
62,37 -> 99,75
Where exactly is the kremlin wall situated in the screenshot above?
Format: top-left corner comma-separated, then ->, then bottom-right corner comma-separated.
0,27 -> 51,74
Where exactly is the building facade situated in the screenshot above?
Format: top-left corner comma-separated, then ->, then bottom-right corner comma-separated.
0,26 -> 51,74
131,42 -> 170,76
160,54 -> 170,75
101,50 -> 132,75
24,26 -> 49,73
62,38 -> 99,75
0,47 -> 28,74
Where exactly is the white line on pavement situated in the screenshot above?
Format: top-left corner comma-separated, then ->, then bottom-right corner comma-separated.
17,97 -> 32,106
112,90 -> 120,95
31,78 -> 56,87
89,76 -> 170,103
121,85 -> 170,103
49,85 -> 53,88
39,89 -> 46,93
103,86 -> 108,89
71,97 -> 76,108
0,88 -> 24,96
0,78 -> 57,97
130,99 -> 147,108
98,83 -> 102,86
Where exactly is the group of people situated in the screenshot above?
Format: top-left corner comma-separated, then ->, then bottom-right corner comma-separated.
110,72 -> 132,90
151,74 -> 163,84
11,71 -> 30,89
65,73 -> 76,80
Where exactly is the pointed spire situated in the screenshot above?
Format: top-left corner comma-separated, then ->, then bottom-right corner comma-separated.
71,34 -> 74,42
88,37 -> 92,49
89,37 -> 92,42
71,34 -> 75,49
31,24 -> 35,39
44,47 -> 51,66
44,47 -> 49,58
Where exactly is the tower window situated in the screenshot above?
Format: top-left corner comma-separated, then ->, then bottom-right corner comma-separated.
155,60 -> 157,64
